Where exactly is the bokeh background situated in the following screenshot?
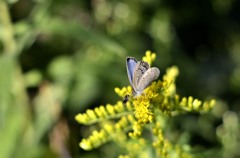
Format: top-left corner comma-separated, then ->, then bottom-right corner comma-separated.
0,0 -> 240,157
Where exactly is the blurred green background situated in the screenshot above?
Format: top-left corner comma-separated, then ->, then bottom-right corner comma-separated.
0,0 -> 240,157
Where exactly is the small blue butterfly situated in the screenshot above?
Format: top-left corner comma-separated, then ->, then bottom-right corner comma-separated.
123,57 -> 160,103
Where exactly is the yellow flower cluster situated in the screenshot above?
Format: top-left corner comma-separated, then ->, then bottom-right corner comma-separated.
142,50 -> 157,65
75,101 -> 133,125
152,122 -> 172,158
79,114 -> 136,150
118,137 -> 147,158
162,66 -> 179,96
114,86 -> 132,98
80,129 -> 108,150
152,122 -> 192,158
114,86 -> 157,137
75,50 -> 217,157
179,96 -> 216,112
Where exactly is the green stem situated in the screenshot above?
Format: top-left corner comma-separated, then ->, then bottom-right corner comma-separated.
0,1 -> 17,55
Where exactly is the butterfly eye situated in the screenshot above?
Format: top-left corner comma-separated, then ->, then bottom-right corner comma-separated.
122,94 -> 130,105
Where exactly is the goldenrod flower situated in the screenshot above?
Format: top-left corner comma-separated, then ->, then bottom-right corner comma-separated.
75,50 -> 216,158
142,50 -> 157,65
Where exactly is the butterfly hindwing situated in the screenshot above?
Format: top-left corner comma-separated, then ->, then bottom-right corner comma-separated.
137,67 -> 160,92
132,61 -> 149,93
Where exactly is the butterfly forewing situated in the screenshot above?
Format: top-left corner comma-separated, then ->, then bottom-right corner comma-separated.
126,57 -> 137,86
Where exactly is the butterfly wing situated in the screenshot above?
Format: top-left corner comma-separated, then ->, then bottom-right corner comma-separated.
135,67 -> 160,95
126,57 -> 137,86
132,61 -> 150,95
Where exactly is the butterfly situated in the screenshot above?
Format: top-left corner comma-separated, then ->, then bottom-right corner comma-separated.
123,57 -> 160,104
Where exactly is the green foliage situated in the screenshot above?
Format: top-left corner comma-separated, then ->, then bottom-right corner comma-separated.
0,0 -> 240,158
